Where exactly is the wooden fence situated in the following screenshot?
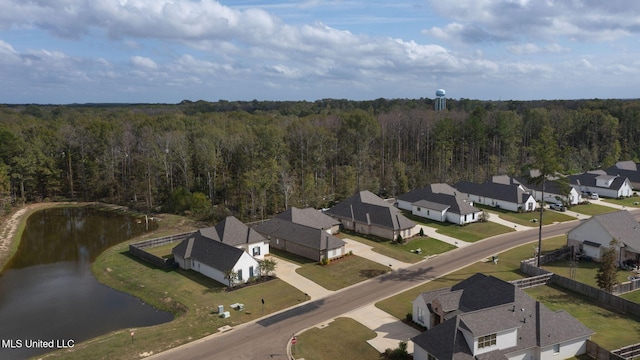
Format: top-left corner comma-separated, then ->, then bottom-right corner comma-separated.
510,273 -> 553,289
613,343 -> 640,360
128,231 -> 195,269
587,340 -> 626,360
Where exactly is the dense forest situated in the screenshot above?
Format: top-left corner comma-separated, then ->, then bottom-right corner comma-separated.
1,97 -> 639,222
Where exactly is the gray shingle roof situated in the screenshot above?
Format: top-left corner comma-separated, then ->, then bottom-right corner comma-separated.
412,274 -> 593,359
586,211 -> 640,249
569,172 -> 629,191
326,190 -> 416,230
276,207 -> 340,230
253,218 -> 345,251
198,216 -> 267,246
453,180 -> 533,205
172,231 -> 244,272
398,184 -> 479,216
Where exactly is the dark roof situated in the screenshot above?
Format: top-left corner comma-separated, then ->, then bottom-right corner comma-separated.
412,274 -> 593,359
275,207 -> 340,229
605,162 -> 640,187
325,190 -> 416,230
172,231 -> 245,272
569,171 -> 629,191
453,180 -> 533,205
198,216 -> 267,246
398,184 -> 479,216
253,217 -> 345,251
513,175 -> 573,196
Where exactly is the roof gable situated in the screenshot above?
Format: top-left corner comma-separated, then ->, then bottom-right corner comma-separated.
254,217 -> 345,250
326,190 -> 416,230
199,216 -> 266,247
276,207 -> 339,230
172,232 -> 245,272
453,180 -> 532,204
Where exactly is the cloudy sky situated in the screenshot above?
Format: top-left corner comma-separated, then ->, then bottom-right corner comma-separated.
1,0 -> 639,104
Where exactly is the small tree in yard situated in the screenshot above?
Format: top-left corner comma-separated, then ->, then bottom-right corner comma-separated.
224,269 -> 238,288
258,258 -> 277,277
596,239 -> 619,293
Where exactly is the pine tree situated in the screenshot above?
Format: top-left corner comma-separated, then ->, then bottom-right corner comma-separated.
596,239 -> 619,293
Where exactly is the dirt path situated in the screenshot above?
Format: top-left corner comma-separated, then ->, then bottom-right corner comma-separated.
0,203 -> 57,269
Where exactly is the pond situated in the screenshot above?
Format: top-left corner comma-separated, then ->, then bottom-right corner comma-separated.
0,206 -> 174,359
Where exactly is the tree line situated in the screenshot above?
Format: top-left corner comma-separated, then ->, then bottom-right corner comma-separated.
1,98 -> 639,222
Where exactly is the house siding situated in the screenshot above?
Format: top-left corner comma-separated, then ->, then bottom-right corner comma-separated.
539,336 -> 589,359
567,221 -> 612,261
413,206 -> 445,222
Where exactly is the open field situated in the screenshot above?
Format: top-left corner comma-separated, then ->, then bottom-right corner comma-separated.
294,317 -> 379,360
337,231 -> 455,263
569,202 -> 619,216
404,212 -> 514,242
295,254 -> 391,291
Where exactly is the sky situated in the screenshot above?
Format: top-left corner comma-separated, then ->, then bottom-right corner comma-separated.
1,0 -> 639,104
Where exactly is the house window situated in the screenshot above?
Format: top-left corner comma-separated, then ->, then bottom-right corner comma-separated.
427,210 -> 430,216
417,207 -> 421,212
249,266 -> 254,278
553,344 -> 560,354
427,354 -> 437,360
417,307 -> 424,322
237,269 -> 243,281
478,334 -> 497,349
253,247 -> 261,256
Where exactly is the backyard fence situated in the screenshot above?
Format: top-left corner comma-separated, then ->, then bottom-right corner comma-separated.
129,231 -> 195,269
613,343 -> 640,360
587,340 -> 626,360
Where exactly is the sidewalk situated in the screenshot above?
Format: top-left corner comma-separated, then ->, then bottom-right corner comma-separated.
343,238 -> 412,269
484,210 -> 528,231
273,257 -> 333,300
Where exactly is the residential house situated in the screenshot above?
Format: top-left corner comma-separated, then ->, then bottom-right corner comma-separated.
569,170 -> 633,198
325,190 -> 418,240
512,172 -> 581,206
605,160 -> 640,190
567,210 -> 640,264
254,207 -> 346,262
172,216 -> 268,285
397,183 -> 483,225
453,178 -> 537,212
411,273 -> 593,360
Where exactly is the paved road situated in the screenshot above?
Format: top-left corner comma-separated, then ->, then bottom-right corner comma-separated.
150,220 -> 579,360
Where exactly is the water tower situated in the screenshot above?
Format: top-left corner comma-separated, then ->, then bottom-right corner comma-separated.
435,89 -> 446,111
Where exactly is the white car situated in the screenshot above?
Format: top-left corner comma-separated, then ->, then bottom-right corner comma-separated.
549,203 -> 566,211
590,193 -> 599,200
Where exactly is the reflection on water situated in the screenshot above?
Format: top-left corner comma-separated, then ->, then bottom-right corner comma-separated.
0,206 -> 173,359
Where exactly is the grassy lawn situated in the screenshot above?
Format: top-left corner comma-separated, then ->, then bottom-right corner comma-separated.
375,235 -> 567,322
526,285 -> 640,350
569,202 -> 619,216
294,317 -> 379,360
43,214 -> 307,360
337,231 -> 455,263
601,196 -> 640,208
376,234 -> 640,352
404,211 -> 514,242
486,208 -> 576,227
295,255 -> 391,291
542,259 -> 636,288
143,241 -> 180,258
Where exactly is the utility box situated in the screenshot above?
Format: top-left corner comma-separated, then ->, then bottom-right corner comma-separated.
219,311 -> 231,318
218,305 -> 224,314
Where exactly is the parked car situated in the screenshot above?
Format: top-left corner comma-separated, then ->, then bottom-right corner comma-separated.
590,193 -> 599,200
549,203 -> 566,212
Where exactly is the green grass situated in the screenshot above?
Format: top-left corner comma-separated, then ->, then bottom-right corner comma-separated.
403,211 -> 514,242
375,235 -> 567,322
542,259 -> 635,288
295,255 -> 391,291
526,285 -> 640,350
337,231 -> 454,263
143,242 -> 180,258
601,196 -> 640,208
489,208 -> 576,227
42,214 -> 307,360
294,317 -> 379,360
569,202 -> 619,216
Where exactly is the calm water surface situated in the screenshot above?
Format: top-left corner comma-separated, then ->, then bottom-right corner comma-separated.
0,207 -> 173,359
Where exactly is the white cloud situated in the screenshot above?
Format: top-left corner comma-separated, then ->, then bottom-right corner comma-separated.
131,56 -> 158,69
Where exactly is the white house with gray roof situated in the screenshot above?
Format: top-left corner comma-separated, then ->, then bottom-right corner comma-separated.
325,190 -> 418,240
412,273 -> 593,360
569,170 -> 632,199
254,207 -> 345,262
172,216 -> 267,285
454,179 -> 537,213
397,183 -> 483,225
567,210 -> 640,263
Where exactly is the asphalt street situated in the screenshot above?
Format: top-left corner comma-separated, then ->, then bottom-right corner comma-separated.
150,219 -> 580,360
